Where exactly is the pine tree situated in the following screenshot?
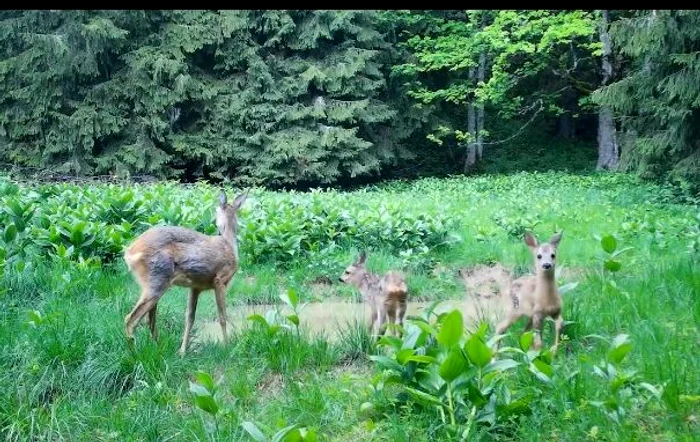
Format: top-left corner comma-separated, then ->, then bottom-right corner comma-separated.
593,10 -> 700,191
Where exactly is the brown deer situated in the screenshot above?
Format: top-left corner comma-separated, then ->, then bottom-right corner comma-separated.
495,231 -> 565,352
123,190 -> 248,356
339,251 -> 409,337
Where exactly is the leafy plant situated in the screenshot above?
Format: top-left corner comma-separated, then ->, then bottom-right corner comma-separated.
368,306 -> 550,439
241,421 -> 318,442
596,233 -> 634,273
584,334 -> 663,424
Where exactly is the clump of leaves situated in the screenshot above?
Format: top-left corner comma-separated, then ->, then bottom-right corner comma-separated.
367,305 -> 552,440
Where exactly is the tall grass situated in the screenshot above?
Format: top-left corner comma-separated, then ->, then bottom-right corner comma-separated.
0,172 -> 698,440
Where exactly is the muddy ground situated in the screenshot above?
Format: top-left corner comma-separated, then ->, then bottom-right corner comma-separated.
194,263 -> 531,344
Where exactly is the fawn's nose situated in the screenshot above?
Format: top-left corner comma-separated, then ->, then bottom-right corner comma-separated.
542,263 -> 552,270
338,277 -> 344,282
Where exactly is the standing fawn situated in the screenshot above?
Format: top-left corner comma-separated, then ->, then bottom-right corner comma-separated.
339,251 -> 409,337
123,190 -> 248,356
496,231 -> 565,352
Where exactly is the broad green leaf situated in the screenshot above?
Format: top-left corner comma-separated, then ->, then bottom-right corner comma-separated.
558,281 -> 578,295
519,331 -> 534,351
437,309 -> 463,347
396,348 -> 415,365
404,387 -> 444,407
406,355 -> 437,364
194,371 -> 216,392
280,288 -> 298,309
604,259 -> 621,272
193,394 -> 219,415
601,234 -> 617,253
286,314 -> 299,327
369,355 -> 403,372
439,347 -> 469,382
271,425 -> 301,442
4,224 -> 17,243
465,334 -> 492,368
241,421 -> 268,442
607,335 -> 632,364
484,358 -> 521,374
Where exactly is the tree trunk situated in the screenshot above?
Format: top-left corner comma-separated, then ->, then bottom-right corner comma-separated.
557,87 -> 577,139
465,66 -> 477,171
476,51 -> 486,160
596,10 -> 619,171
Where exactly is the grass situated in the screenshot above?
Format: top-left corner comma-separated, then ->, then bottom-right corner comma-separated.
1,171 -> 699,441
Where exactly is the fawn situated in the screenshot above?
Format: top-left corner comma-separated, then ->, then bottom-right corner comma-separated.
339,251 -> 409,337
123,190 -> 248,356
496,231 -> 565,352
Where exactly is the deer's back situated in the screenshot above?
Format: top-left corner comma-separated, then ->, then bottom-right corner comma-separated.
382,271 -> 408,303
124,226 -> 236,289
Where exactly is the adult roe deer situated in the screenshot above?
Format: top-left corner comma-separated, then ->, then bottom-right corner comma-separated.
123,190 -> 248,355
339,251 -> 409,337
496,230 -> 565,352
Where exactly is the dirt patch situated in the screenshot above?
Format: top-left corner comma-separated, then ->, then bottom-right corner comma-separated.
256,372 -> 285,400
193,263 -> 523,346
458,263 -> 513,300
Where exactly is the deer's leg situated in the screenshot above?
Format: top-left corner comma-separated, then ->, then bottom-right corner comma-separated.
397,299 -> 407,327
385,303 -> 397,336
147,303 -> 158,341
552,314 -> 564,352
179,288 -> 201,356
531,312 -> 545,350
214,284 -> 229,344
496,310 -> 526,336
125,290 -> 164,341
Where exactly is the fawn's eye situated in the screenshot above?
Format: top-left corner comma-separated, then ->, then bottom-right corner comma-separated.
551,253 -> 556,259
537,254 -> 542,259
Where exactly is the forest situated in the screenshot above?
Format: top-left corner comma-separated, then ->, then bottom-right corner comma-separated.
0,10 -> 699,442
0,10 -> 698,194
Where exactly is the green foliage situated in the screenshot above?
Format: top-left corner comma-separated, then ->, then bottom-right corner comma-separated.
0,180 -> 459,270
0,11 -> 416,186
368,307 -> 547,439
593,10 -> 700,194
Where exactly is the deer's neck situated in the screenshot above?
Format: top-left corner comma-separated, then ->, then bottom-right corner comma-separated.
535,269 -> 558,300
358,271 -> 381,297
221,226 -> 238,262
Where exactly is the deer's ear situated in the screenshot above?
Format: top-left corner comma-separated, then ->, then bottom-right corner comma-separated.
549,230 -> 563,248
232,191 -> 248,211
524,231 -> 538,249
357,251 -> 367,265
218,190 -> 228,207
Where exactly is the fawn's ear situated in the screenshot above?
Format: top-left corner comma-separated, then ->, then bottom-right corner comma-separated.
524,231 -> 539,249
549,230 -> 563,248
218,190 -> 228,207
232,191 -> 248,211
357,251 -> 367,265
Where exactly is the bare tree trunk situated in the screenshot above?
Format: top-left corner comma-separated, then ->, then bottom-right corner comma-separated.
465,66 -> 477,171
476,51 -> 486,160
557,87 -> 577,139
596,10 -> 619,171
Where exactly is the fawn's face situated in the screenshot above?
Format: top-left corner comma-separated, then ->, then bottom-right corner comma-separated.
216,191 -> 248,235
525,231 -> 563,273
339,253 -> 367,285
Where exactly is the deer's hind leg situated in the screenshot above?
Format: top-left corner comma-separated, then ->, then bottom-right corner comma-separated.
124,256 -> 173,341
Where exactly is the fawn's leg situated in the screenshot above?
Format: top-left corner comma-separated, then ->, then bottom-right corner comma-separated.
531,312 -> 545,350
179,288 -> 201,356
147,303 -> 158,340
385,303 -> 397,336
214,284 -> 229,343
496,310 -> 525,336
552,314 -> 564,352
